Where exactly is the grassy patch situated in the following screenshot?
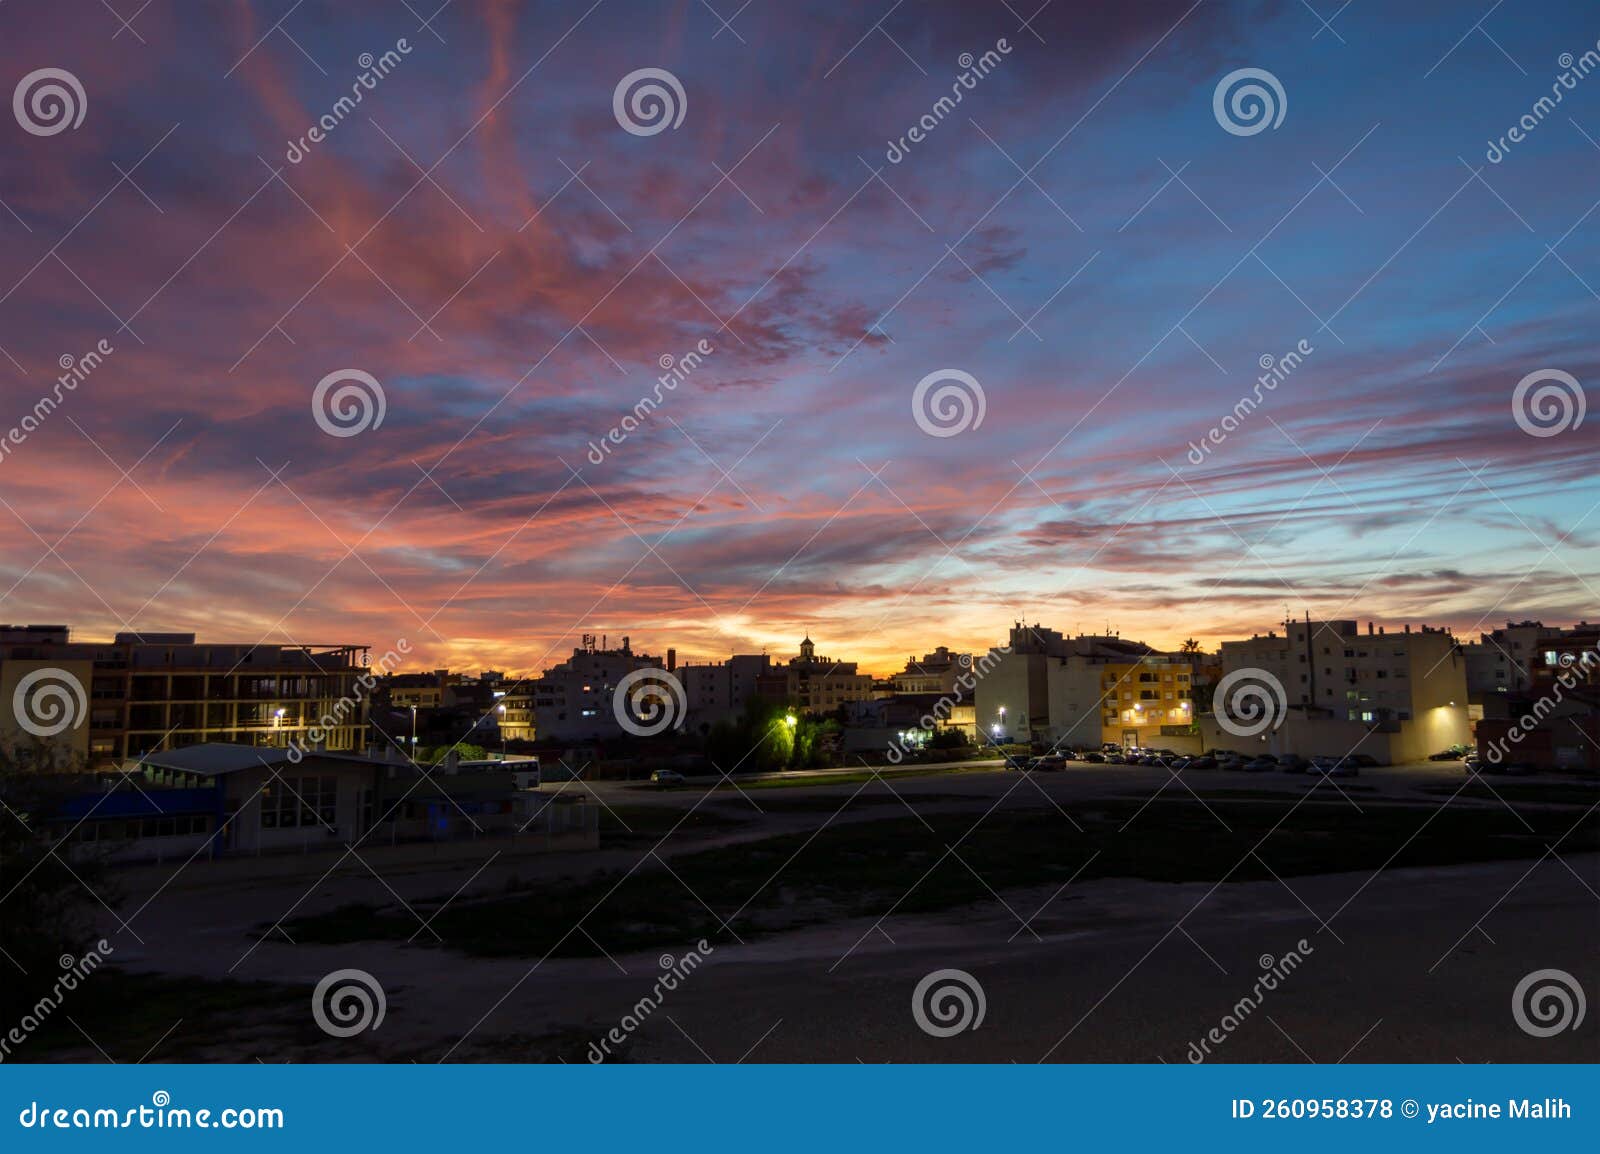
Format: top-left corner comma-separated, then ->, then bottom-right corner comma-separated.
281,799 -> 1597,960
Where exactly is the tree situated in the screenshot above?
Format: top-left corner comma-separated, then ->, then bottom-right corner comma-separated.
0,751 -> 118,1025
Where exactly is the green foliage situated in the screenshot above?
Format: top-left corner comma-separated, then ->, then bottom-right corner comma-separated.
702,699 -> 835,773
416,742 -> 489,764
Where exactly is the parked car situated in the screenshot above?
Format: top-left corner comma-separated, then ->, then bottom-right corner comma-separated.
649,769 -> 685,788
1481,759 -> 1537,776
1429,744 -> 1471,761
1186,755 -> 1217,770
1311,755 -> 1359,778
1242,756 -> 1277,772
1081,751 -> 1106,763
1346,753 -> 1380,768
1031,753 -> 1067,771
1104,752 -> 1126,764
1277,755 -> 1311,773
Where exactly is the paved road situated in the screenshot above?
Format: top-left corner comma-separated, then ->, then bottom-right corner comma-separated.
575,758 -> 1513,809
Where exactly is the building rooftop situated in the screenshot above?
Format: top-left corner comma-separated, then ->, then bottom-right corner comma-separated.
133,743 -> 393,777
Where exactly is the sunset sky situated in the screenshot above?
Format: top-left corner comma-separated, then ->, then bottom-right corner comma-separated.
1,0 -> 1595,677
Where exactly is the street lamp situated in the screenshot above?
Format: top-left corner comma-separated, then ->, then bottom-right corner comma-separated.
783,714 -> 797,729
410,704 -> 418,754
498,703 -> 507,758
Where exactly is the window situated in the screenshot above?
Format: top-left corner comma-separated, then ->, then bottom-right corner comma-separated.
261,775 -> 337,829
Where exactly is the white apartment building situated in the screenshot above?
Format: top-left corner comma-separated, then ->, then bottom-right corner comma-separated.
973,623 -> 1160,746
1218,618 -> 1469,761
671,654 -> 771,728
531,636 -> 667,742
1463,621 -> 1563,698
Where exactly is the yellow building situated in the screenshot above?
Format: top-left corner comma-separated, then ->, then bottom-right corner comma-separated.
757,637 -> 876,715
498,689 -> 536,742
1100,657 -> 1194,748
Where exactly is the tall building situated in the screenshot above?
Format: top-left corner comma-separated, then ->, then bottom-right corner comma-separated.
1463,621 -> 1576,698
1216,618 -> 1469,761
0,625 -> 371,770
672,653 -> 772,728
755,636 -> 875,715
973,623 -> 1161,746
530,635 -> 668,742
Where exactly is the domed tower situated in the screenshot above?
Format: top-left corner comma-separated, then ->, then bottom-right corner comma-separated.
799,635 -> 815,663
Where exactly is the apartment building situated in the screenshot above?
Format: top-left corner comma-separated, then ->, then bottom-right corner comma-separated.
386,669 -> 459,709
1099,656 -> 1195,747
755,637 -> 875,715
530,635 -> 668,742
672,653 -> 772,728
497,687 -> 536,742
1218,618 -> 1469,761
973,623 -> 1162,746
0,624 -> 371,771
1463,620 -> 1561,700
890,647 -> 971,694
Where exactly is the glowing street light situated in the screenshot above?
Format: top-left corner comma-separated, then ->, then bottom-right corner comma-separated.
783,714 -> 797,728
